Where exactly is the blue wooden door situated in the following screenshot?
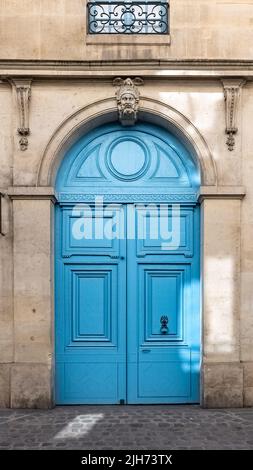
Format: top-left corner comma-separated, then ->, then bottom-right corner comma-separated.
55,123 -> 200,404
55,205 -> 127,404
127,205 -> 200,403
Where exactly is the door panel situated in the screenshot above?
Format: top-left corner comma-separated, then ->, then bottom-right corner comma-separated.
127,205 -> 200,404
55,205 -> 127,404
66,266 -> 117,346
136,207 -> 194,258
138,350 -> 191,398
144,268 -> 184,342
62,208 -> 120,258
127,263 -> 196,404
59,362 -> 120,401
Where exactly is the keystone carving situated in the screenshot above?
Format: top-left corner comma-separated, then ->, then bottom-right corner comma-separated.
222,79 -> 245,151
113,77 -> 144,126
12,79 -> 32,151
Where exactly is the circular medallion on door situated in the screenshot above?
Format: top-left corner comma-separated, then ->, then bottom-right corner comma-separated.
106,137 -> 150,181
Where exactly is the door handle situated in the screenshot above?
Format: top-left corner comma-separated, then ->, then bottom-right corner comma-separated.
141,349 -> 151,353
160,315 -> 169,335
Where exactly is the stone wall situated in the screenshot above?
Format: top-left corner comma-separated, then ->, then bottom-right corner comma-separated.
0,0 -> 252,61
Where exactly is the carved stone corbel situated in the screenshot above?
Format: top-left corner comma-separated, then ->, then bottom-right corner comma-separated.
11,79 -> 32,151
113,77 -> 144,126
221,79 -> 245,151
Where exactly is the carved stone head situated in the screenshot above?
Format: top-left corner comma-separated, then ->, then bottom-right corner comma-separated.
113,77 -> 143,126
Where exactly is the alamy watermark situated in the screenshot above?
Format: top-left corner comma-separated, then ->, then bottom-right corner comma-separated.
71,196 -> 182,251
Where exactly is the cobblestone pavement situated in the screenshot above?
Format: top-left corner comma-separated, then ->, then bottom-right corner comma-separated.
0,405 -> 253,450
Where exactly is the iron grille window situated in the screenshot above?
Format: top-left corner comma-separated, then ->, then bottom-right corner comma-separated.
87,1 -> 169,34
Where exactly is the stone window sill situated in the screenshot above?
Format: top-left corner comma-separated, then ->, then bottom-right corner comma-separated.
86,34 -> 171,46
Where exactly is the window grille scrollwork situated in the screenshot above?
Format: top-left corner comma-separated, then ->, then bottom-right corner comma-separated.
87,1 -> 169,34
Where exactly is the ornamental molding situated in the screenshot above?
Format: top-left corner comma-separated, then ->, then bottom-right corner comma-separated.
198,185 -> 246,202
58,192 -> 197,203
113,77 -> 144,126
1,59 -> 253,78
11,79 -> 32,151
221,79 -> 246,151
7,186 -> 57,203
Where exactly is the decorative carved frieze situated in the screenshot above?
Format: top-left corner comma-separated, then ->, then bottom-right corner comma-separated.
59,192 -> 197,203
113,77 -> 144,126
11,79 -> 32,151
221,79 -> 245,151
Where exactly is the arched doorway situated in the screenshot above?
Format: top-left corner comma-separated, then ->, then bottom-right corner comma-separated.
55,122 -> 201,404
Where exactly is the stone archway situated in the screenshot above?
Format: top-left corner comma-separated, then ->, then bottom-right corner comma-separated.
37,97 -> 217,188
9,96 -> 245,408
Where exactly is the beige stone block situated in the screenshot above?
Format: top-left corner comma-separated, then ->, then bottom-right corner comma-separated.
13,199 -> 54,363
14,253 -> 51,294
0,296 -> 13,364
202,199 -> 241,363
241,224 -> 253,271
40,15 -> 85,60
240,273 -> 253,362
243,362 -> 253,388
204,388 -> 243,408
244,388 -> 253,407
14,296 -> 52,363
0,14 -> 40,60
216,3 -> 253,28
241,192 -> 253,225
0,1 -> 39,16
203,363 -> 243,408
0,364 -> 10,408
205,28 -> 252,61
42,0 -> 71,16
13,200 -> 51,256
0,201 -> 13,363
11,364 -> 52,409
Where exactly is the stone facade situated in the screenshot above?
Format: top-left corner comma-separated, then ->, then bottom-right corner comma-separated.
0,0 -> 253,408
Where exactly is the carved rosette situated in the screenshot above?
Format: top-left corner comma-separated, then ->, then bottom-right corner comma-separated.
113,77 -> 144,126
11,79 -> 32,151
222,79 -> 245,151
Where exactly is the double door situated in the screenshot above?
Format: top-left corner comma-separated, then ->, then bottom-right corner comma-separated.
55,203 -> 200,404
